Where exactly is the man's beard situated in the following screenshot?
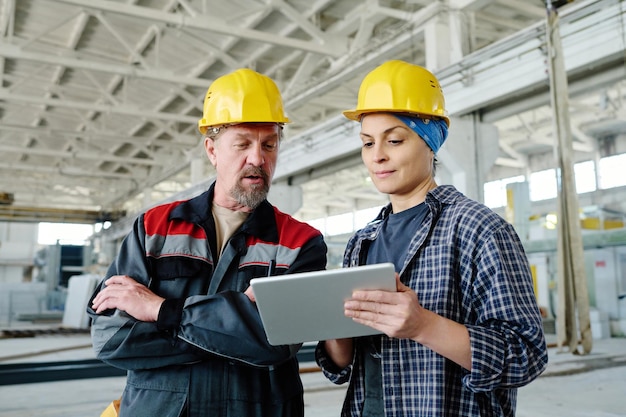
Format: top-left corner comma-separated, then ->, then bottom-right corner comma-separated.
231,167 -> 270,209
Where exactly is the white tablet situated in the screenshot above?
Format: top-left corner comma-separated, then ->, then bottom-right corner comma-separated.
250,263 -> 396,345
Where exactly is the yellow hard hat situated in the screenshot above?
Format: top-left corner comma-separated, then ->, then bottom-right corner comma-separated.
343,60 -> 450,126
198,68 -> 290,135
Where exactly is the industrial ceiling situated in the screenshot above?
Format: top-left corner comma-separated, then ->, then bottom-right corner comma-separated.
0,0 -> 624,226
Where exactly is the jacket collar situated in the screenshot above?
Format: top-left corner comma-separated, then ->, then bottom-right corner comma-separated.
365,185 -> 460,231
170,181 -> 279,243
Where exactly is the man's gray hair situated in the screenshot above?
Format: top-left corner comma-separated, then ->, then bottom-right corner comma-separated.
203,123 -> 285,141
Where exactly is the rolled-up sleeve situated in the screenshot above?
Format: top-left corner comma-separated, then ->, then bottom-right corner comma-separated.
462,225 -> 548,391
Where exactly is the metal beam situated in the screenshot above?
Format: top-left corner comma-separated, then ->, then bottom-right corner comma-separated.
496,0 -> 546,18
0,160 -> 136,179
0,90 -> 199,124
272,0 -> 335,44
284,0 -> 624,164
0,144 -> 161,166
0,42 -> 211,88
0,206 -> 125,223
0,123 -> 198,148
284,2 -> 443,109
440,0 -> 624,116
49,0 -> 346,57
0,359 -> 125,385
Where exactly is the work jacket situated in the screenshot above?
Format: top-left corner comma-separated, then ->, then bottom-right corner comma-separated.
87,183 -> 327,417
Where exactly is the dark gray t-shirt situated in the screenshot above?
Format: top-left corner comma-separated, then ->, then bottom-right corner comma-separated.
360,202 -> 428,416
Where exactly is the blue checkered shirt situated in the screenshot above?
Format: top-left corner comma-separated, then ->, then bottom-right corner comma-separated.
316,185 -> 548,417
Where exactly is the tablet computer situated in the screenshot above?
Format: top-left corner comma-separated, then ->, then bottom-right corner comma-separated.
250,262 -> 396,345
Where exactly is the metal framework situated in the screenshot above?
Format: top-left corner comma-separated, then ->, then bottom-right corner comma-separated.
0,0 -> 624,224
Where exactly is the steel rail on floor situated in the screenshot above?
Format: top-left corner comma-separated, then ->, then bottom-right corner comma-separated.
0,344 -> 318,385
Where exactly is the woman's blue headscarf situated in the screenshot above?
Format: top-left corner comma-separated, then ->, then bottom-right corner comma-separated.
393,114 -> 448,153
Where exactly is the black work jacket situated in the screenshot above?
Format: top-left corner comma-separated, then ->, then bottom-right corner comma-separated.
88,183 -> 327,417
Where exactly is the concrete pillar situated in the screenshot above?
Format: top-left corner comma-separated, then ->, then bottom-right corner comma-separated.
424,14 -> 452,70
424,8 -> 470,70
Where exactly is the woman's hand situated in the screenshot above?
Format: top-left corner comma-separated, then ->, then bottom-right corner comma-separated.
344,275 -> 427,340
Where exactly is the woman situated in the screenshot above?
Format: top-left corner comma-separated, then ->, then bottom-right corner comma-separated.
315,60 -> 548,417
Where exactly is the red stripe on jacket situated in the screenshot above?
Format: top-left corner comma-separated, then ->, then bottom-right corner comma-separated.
246,206 -> 322,250
143,201 -> 207,239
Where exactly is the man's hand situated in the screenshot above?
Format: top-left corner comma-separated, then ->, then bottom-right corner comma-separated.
244,286 -> 256,302
91,275 -> 165,322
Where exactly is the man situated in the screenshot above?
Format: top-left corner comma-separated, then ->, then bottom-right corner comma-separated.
89,68 -> 327,417
316,60 -> 547,416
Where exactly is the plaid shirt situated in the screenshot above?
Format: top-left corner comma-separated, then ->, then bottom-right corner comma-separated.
316,185 -> 548,417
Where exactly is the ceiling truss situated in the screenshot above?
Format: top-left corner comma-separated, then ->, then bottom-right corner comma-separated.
0,0 -> 623,224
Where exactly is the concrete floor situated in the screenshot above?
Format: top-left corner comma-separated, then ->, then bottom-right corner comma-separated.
1,332 -> 625,417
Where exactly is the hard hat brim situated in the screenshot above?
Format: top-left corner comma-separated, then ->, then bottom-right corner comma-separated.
342,108 -> 450,127
198,118 -> 290,135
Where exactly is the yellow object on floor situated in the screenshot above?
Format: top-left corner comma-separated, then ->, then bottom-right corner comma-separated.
100,399 -> 120,417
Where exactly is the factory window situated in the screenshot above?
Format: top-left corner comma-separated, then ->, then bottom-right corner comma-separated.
37,222 -> 94,245
325,212 -> 355,236
574,160 -> 596,194
598,153 -> 626,189
307,218 -> 326,235
529,169 -> 557,201
307,205 -> 384,236
307,213 -> 353,236
483,176 -> 524,208
354,206 -> 384,228
528,162 -> 596,201
483,156 -> 614,209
